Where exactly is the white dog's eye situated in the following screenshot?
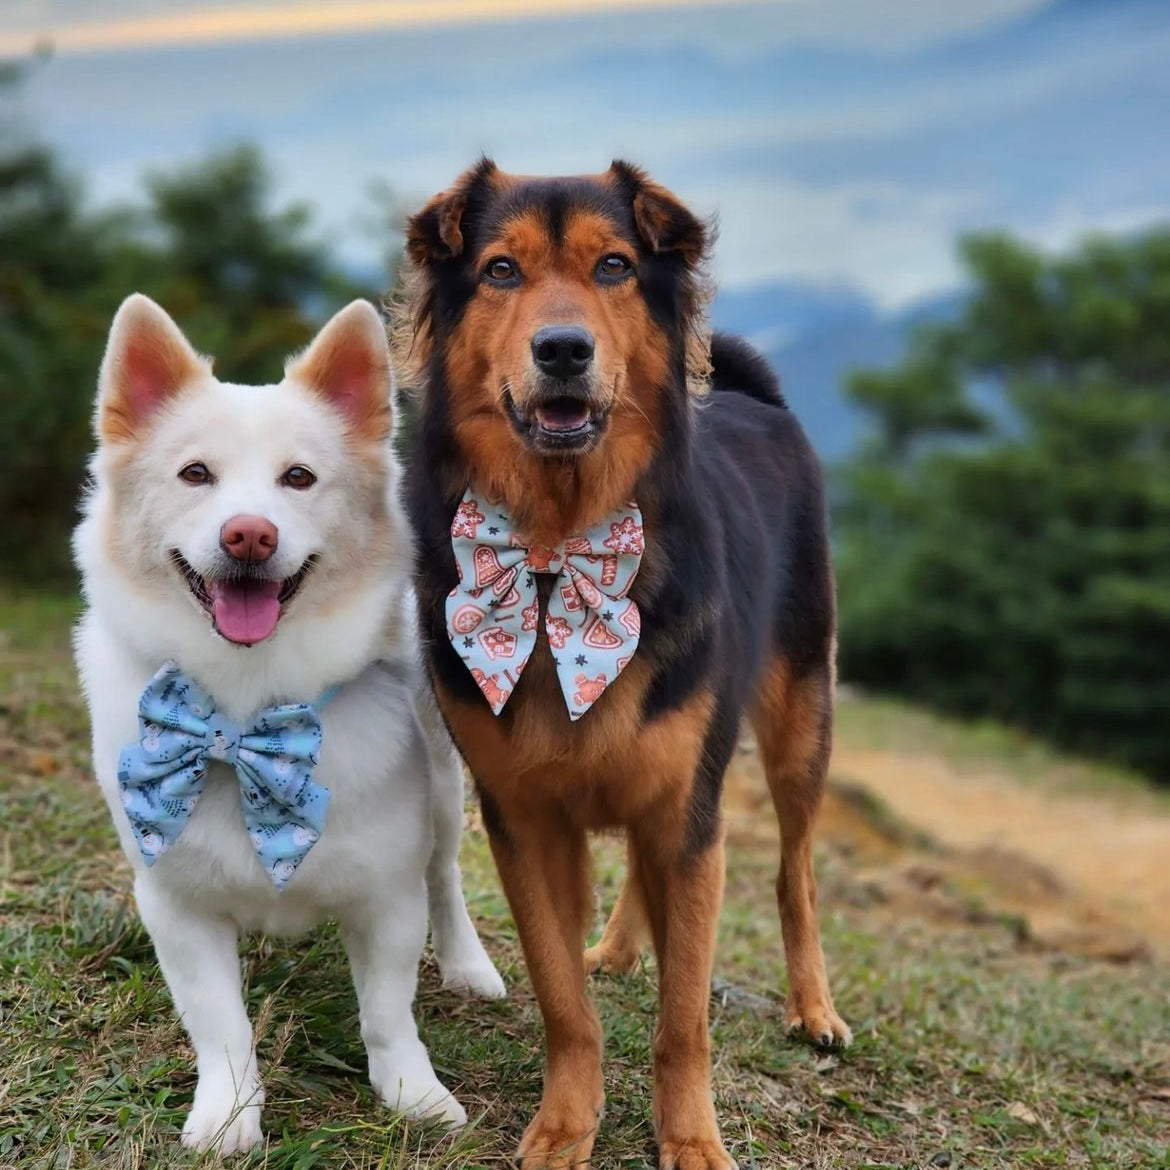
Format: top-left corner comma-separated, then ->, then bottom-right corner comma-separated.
281,465 -> 317,490
178,461 -> 213,485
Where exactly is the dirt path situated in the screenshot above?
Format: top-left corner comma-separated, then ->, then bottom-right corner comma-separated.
722,725 -> 1170,962
828,742 -> 1170,956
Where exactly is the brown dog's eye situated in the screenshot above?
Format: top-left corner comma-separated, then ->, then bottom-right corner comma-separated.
484,257 -> 519,284
281,465 -> 317,490
178,462 -> 213,485
596,254 -> 633,282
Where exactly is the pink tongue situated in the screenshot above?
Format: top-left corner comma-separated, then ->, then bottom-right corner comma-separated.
210,578 -> 282,645
537,400 -> 590,431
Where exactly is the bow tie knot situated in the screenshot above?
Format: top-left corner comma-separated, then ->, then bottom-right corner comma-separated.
446,495 -> 644,719
117,662 -> 330,889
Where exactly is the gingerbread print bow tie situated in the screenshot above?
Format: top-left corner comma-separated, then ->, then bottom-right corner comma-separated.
445,494 -> 643,719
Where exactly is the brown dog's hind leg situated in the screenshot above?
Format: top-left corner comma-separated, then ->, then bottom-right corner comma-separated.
584,837 -> 648,976
631,812 -> 735,1170
751,659 -> 851,1047
487,805 -> 605,1169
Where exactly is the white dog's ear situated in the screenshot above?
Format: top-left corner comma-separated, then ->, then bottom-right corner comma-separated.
98,294 -> 208,443
287,300 -> 393,442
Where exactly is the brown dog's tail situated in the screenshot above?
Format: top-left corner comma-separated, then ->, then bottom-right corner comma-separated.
709,332 -> 785,407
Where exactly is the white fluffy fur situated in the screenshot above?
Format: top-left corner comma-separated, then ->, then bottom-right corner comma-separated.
74,295 -> 504,1156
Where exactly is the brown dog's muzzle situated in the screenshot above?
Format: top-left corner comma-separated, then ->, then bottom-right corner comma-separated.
507,324 -> 610,455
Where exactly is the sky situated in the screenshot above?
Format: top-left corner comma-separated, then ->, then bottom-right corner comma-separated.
4,0 -> 1168,309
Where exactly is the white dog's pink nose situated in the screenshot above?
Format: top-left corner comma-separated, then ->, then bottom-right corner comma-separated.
220,515 -> 278,562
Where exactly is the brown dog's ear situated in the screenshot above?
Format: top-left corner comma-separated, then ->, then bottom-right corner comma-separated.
406,157 -> 498,265
286,300 -> 393,442
610,160 -> 708,268
97,294 -> 209,443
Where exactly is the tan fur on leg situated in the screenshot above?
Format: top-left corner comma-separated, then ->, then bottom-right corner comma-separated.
585,837 -> 648,976
631,814 -> 735,1170
752,660 -> 851,1047
488,814 -> 605,1169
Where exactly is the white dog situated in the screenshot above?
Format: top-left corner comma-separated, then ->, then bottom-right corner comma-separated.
73,294 -> 504,1156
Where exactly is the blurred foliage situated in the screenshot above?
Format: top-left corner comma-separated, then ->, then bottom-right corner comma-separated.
0,64 -> 397,581
836,230 -> 1170,781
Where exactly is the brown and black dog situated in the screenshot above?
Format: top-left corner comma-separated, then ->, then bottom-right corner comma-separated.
396,159 -> 851,1170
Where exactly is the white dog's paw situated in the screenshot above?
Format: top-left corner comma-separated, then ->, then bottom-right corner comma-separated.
440,955 -> 507,1000
399,1080 -> 469,1129
181,1078 -> 264,1155
376,1072 -> 468,1129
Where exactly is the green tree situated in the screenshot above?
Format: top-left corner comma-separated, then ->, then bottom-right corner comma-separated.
1,70 -> 393,581
836,230 -> 1170,780
127,145 -> 352,384
0,64 -> 122,580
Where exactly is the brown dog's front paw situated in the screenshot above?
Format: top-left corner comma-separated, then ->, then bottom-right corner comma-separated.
516,1110 -> 598,1169
786,991 -> 853,1048
659,1137 -> 737,1170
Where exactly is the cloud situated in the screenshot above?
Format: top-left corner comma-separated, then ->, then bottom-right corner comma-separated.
699,179 -> 986,306
1,0 -> 1048,57
2,0 -> 774,56
10,0 -> 1169,310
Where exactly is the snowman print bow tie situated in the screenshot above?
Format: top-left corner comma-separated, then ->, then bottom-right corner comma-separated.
116,661 -> 330,889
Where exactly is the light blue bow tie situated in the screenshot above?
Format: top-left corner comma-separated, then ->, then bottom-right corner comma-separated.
116,661 -> 331,890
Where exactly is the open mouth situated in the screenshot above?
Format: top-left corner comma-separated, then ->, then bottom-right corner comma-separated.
504,388 -> 609,453
170,550 -> 317,646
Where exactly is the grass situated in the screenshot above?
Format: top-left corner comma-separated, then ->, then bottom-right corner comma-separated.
1,588 -> 1169,1169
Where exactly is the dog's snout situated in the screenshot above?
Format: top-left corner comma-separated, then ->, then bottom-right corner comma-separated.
220,514 -> 278,562
531,325 -> 595,378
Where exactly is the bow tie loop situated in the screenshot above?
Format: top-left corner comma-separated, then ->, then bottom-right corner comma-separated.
445,495 -> 644,719
117,663 -> 330,889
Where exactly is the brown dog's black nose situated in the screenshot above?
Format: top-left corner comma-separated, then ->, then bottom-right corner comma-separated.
221,514 -> 278,562
531,325 -> 594,378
